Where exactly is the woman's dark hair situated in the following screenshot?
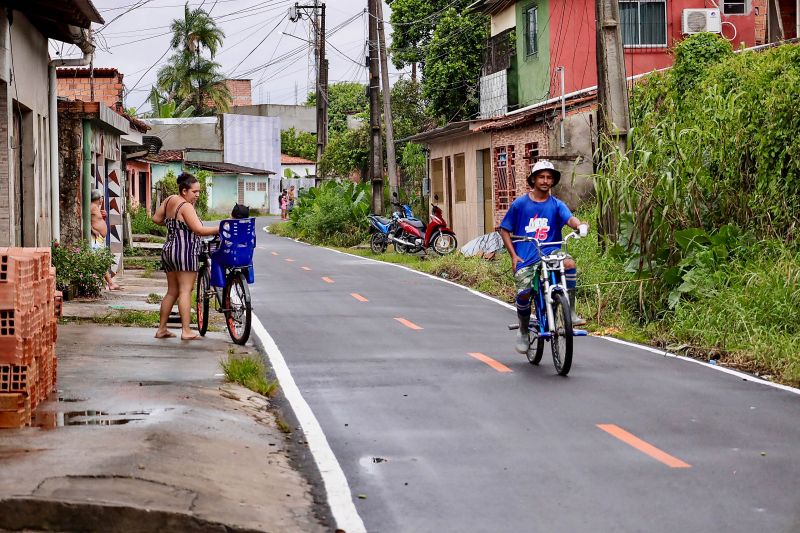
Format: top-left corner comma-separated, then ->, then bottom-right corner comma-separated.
177,172 -> 199,193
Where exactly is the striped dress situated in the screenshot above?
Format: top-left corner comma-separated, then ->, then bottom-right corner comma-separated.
161,201 -> 201,272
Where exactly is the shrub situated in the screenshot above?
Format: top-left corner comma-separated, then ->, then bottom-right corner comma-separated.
130,206 -> 166,236
52,241 -> 115,298
287,180 -> 370,246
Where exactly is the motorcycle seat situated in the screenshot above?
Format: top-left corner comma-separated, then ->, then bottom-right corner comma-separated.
406,219 -> 425,229
374,216 -> 392,226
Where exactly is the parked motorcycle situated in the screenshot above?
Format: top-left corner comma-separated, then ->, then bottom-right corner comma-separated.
391,195 -> 458,255
366,212 -> 398,254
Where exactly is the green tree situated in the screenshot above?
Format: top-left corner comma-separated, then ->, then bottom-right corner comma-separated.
389,0 -> 473,74
155,3 -> 231,116
391,77 -> 428,152
281,127 -> 317,161
147,87 -> 195,118
318,124 -> 370,179
307,82 -> 368,134
422,8 -> 488,122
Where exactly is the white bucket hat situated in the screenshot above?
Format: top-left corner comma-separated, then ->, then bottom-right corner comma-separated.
528,160 -> 561,186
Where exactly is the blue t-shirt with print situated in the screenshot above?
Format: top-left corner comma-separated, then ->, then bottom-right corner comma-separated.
500,194 -> 573,270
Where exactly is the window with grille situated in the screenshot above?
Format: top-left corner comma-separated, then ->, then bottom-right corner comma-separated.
525,5 -> 538,56
620,0 -> 667,46
524,142 -> 540,176
722,0 -> 746,14
246,182 -> 256,192
257,182 -> 267,192
494,145 -> 517,211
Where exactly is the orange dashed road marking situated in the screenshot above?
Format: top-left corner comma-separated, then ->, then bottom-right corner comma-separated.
597,424 -> 692,468
394,317 -> 423,330
322,277 -> 335,283
285,258 -> 295,262
271,252 -> 279,256
351,293 -> 368,302
301,266 -> 312,271
467,352 -> 513,373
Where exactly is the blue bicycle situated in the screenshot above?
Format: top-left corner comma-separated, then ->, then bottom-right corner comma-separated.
196,218 -> 256,345
508,231 -> 587,376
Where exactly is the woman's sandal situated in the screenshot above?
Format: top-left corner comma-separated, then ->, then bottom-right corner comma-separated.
154,330 -> 176,339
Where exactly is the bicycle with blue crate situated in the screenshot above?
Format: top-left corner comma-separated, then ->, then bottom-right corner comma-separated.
195,218 -> 256,345
507,231 -> 588,376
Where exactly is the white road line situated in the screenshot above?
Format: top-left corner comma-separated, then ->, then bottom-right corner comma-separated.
250,314 -> 367,533
600,336 -> 800,395
262,229 -> 799,397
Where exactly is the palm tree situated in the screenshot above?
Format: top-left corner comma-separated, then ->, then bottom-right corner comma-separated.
155,3 -> 231,116
170,3 -> 224,58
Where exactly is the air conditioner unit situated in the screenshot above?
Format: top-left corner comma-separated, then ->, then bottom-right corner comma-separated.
682,8 -> 722,34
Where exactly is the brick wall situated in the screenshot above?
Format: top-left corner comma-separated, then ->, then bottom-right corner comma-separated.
490,122 -> 550,228
57,71 -> 125,111
753,0 -> 767,44
226,79 -> 252,107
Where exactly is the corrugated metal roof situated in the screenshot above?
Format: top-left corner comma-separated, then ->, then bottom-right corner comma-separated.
186,161 -> 275,175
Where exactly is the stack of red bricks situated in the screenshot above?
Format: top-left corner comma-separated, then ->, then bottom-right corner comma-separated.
0,248 -> 60,429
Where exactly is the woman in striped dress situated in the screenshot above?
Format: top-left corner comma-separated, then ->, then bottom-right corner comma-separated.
152,172 -> 219,340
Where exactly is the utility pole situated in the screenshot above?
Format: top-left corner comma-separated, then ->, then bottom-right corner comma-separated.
368,0 -> 384,214
375,0 -> 398,201
289,2 -> 327,167
595,0 -> 630,241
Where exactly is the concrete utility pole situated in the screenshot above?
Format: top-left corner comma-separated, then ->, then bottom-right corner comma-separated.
289,2 -> 328,167
368,0 -> 384,214
375,0 -> 398,201
595,0 -> 630,240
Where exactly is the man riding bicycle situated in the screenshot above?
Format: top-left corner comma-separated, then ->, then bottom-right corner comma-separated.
499,160 -> 589,354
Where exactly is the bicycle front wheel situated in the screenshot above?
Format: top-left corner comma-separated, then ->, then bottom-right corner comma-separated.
551,291 -> 573,376
196,267 -> 210,336
224,271 -> 252,345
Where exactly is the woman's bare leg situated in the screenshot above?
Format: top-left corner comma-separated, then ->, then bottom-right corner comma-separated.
176,271 -> 199,340
156,271 -> 179,338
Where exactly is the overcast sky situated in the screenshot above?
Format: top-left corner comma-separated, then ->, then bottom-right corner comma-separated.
58,0 -> 401,113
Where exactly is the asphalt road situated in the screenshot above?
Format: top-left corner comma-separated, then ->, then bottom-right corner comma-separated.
249,220 -> 800,533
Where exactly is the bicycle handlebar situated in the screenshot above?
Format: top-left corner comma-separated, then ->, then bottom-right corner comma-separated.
510,231 -> 579,246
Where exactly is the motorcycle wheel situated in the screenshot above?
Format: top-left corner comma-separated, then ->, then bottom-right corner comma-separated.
370,233 -> 387,254
432,231 -> 458,255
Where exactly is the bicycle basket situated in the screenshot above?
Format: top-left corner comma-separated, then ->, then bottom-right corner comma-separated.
212,218 -> 256,269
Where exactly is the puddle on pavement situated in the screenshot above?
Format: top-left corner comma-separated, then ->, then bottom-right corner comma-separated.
32,409 -> 157,429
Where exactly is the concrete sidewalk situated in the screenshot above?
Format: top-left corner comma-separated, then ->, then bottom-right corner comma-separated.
0,273 -> 327,532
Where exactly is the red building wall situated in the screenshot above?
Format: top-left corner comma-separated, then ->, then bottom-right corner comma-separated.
548,0 -> 758,95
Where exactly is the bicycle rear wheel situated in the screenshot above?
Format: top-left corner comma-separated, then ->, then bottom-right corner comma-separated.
551,292 -> 573,376
527,335 -> 545,365
224,271 -> 251,345
196,266 -> 210,337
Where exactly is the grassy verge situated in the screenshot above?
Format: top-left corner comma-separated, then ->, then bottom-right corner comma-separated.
124,257 -> 162,270
270,220 -> 799,387
221,351 -> 278,397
